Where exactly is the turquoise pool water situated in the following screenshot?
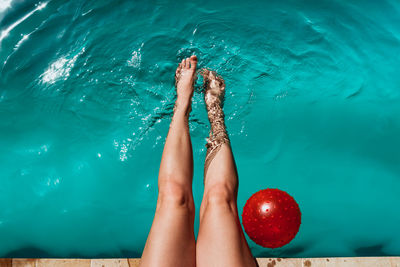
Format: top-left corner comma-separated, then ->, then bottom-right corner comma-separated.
1,0 -> 400,258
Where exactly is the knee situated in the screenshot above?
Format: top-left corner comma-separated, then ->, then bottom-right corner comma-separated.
157,180 -> 194,212
203,182 -> 237,211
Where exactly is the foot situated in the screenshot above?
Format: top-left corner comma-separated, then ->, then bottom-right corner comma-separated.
201,69 -> 229,177
175,55 -> 198,109
201,69 -> 225,109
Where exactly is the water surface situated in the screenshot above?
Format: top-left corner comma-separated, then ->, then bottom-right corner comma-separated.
0,0 -> 400,257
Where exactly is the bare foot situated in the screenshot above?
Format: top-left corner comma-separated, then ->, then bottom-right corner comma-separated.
175,55 -> 197,110
201,69 -> 229,177
200,68 -> 225,109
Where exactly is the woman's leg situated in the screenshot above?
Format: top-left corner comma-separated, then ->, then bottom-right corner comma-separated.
140,56 -> 198,267
196,70 -> 257,267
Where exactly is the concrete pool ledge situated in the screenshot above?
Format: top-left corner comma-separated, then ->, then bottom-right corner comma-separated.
0,257 -> 399,267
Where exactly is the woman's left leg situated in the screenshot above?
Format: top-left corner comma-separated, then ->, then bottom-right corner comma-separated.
139,56 -> 198,267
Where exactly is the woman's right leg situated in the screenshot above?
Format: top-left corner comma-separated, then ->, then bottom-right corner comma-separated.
140,56 -> 198,267
196,70 -> 257,267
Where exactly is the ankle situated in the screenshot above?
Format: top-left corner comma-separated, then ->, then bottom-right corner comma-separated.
174,98 -> 191,116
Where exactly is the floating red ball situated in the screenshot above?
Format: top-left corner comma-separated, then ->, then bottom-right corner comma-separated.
242,188 -> 301,248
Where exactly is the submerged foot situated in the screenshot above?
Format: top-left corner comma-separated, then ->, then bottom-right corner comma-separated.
201,69 -> 225,109
201,69 -> 229,177
175,55 -> 198,110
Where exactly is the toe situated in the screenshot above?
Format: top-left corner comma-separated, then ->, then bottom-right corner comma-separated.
181,59 -> 186,68
176,63 -> 182,75
189,55 -> 197,71
184,58 -> 190,69
209,70 -> 216,80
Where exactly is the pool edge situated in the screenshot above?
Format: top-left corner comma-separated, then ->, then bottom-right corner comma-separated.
0,257 -> 399,266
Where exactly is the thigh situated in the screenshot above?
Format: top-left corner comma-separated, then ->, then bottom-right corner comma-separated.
196,201 -> 257,267
140,203 -> 196,267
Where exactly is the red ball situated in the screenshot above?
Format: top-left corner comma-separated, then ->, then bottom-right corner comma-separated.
242,188 -> 301,248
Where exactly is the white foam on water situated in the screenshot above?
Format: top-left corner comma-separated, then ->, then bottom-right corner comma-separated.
127,49 -> 141,68
127,43 -> 143,68
41,47 -> 85,84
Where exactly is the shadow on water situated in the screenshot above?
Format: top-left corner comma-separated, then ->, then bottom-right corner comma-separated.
354,244 -> 389,257
119,249 -> 142,258
4,247 -> 51,258
255,245 -> 308,258
3,247 -> 142,258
